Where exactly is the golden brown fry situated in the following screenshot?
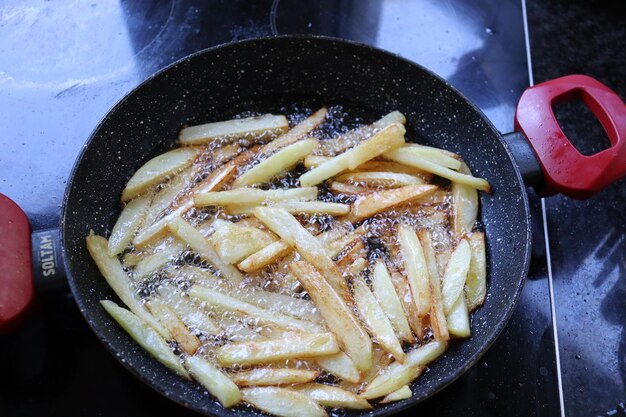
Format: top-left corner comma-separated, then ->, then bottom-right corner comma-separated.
289,261 -> 372,372
230,368 -> 319,387
237,240 -> 293,273
146,298 -> 200,355
347,184 -> 438,223
336,171 -> 425,188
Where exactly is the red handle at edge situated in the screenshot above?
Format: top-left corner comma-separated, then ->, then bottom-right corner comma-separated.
514,74 -> 626,199
0,193 -> 34,333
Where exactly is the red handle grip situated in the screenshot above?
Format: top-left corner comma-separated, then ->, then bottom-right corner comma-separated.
514,75 -> 626,199
0,194 -> 34,333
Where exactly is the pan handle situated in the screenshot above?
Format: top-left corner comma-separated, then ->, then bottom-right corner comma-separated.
0,194 -> 67,333
514,74 -> 626,199
0,194 -> 35,333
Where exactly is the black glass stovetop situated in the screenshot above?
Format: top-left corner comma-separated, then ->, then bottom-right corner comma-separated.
1,1 -> 623,416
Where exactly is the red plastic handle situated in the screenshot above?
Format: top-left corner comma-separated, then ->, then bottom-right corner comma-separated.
0,194 -> 34,333
514,75 -> 626,199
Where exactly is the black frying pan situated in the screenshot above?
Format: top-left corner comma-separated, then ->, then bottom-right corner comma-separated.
1,36 -> 625,417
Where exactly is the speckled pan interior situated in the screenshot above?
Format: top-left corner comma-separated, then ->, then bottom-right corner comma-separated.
61,36 -> 531,417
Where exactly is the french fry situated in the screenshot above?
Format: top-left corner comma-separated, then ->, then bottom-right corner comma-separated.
133,240 -> 185,279
211,219 -> 276,264
447,293 -> 471,338
389,269 -> 423,338
254,207 -> 350,302
418,230 -> 449,341
465,232 -> 487,311
391,145 -> 461,170
361,340 -> 447,399
379,385 -> 412,403
347,185 -> 438,223
122,147 -> 201,201
189,285 -> 323,333
441,239 -> 471,314
146,298 -> 200,355
315,352 -> 361,383
237,240 -> 293,272
272,201 -> 350,216
452,162 -> 479,238
231,368 -> 319,387
260,108 -> 328,155
233,139 -> 318,187
179,114 -> 289,146
167,217 -> 243,284
157,285 -> 221,335
140,165 -> 196,229
289,261 -> 372,372
397,224 -> 431,318
335,240 -> 367,270
347,257 -> 368,275
100,300 -> 187,377
306,157 -> 431,180
195,187 -> 318,207
86,235 -> 170,338
209,142 -> 246,166
353,277 -> 405,362
336,171 -> 425,188
328,181 -> 373,196
299,123 -> 406,186
185,355 -> 242,408
108,193 -> 152,255
294,383 -> 372,410
371,260 -> 414,344
385,149 -> 491,192
216,333 -> 339,366
241,387 -> 328,417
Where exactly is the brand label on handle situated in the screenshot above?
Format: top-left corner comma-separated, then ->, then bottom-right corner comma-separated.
31,229 -> 67,292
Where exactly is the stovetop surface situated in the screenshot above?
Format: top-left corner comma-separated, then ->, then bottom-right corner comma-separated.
0,1 -> 623,416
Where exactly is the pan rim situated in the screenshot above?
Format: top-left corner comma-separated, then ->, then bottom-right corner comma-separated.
60,34 -> 532,416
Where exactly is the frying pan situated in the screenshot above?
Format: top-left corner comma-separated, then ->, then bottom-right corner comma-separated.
1,36 -> 625,416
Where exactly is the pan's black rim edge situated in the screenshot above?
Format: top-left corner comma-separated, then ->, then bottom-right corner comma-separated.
60,34 -> 534,416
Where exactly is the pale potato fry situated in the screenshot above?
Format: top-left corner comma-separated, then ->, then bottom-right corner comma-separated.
195,187 -> 317,207
260,108 -> 328,155
146,298 -> 200,355
189,285 -> 323,333
157,285 -> 221,335
446,293 -> 471,338
233,139 -> 318,187
216,333 -> 339,366
254,207 -> 350,303
306,157 -> 431,180
122,147 -> 201,201
379,385 -> 412,403
185,355 -> 242,408
294,383 -> 372,410
362,340 -> 447,399
140,165 -> 196,229
272,201 -> 350,216
108,193 -> 152,255
299,123 -> 406,186
325,224 -> 367,258
241,387 -> 328,417
418,229 -> 449,341
231,368 -> 319,387
465,232 -> 487,311
211,219 -> 276,264
209,142 -> 247,165
133,240 -> 186,279
371,260 -> 414,344
167,217 -> 243,284
328,181 -> 373,196
87,235 -> 169,338
314,352 -> 361,383
237,240 -> 293,273
452,162 -> 479,238
393,145 -> 461,169
361,364 -> 422,399
441,239 -> 471,314
179,114 -> 289,146
385,149 -> 491,192
397,224 -> 431,318
353,277 -> 405,362
303,154 -> 331,169
335,171 -> 425,188
100,300 -> 187,377
290,261 -> 372,372
389,269 -> 423,338
347,184 -> 438,223
347,257 -> 368,275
